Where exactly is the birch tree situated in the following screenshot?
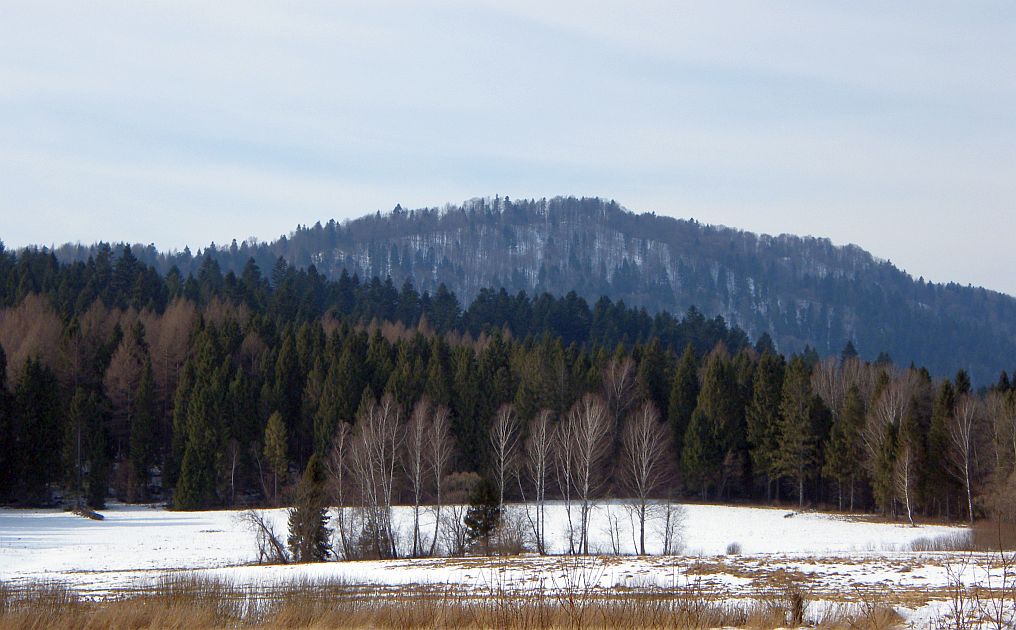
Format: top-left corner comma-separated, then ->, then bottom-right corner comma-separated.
404,398 -> 430,557
489,403 -> 519,511
947,395 -> 981,523
619,401 -> 671,554
561,394 -> 611,555
426,405 -> 453,557
523,409 -> 553,554
327,421 -> 353,559
348,394 -> 402,558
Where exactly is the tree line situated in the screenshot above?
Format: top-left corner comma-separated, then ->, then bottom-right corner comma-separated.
0,243 -> 1014,534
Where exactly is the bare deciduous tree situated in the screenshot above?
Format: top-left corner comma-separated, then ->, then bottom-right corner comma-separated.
489,403 -> 520,511
894,439 -> 917,526
619,401 -> 671,555
348,394 -> 403,558
862,371 -> 917,514
327,421 -> 353,559
559,394 -> 611,555
948,395 -> 981,523
404,398 -> 430,557
426,406 -> 454,557
602,356 -> 637,432
239,509 -> 289,564
812,357 -> 846,419
523,409 -> 553,554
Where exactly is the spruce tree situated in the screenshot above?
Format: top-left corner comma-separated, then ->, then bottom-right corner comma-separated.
927,381 -> 957,516
681,407 -> 721,499
0,344 -> 10,502
287,453 -> 332,562
955,369 -> 972,396
777,356 -> 817,507
693,350 -> 741,497
313,360 -> 345,458
12,358 -> 62,503
824,386 -> 866,510
464,477 -> 501,555
668,345 -> 699,463
424,337 -> 452,407
128,359 -> 156,502
746,351 -> 784,500
841,340 -> 859,364
63,387 -> 109,508
637,338 -> 671,418
264,411 -> 288,504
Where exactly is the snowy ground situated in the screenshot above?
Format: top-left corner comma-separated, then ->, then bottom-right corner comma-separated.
0,501 -> 1003,625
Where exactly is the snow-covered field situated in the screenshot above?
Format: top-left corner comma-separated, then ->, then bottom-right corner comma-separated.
0,501 -> 999,625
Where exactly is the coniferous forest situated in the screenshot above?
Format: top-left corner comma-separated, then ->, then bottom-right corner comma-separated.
0,240 -> 1014,528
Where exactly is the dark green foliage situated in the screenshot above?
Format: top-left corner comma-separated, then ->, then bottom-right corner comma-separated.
61,387 -> 110,509
926,381 -> 958,516
173,338 -> 226,510
128,359 -> 156,502
668,345 -> 699,464
0,344 -> 10,501
841,340 -> 859,363
464,477 -> 501,555
287,454 -> 332,562
681,407 -> 721,498
637,339 -> 671,419
0,222 -> 1012,521
746,351 -> 785,498
685,351 -> 743,498
824,386 -> 866,510
777,356 -> 818,507
11,359 -> 62,503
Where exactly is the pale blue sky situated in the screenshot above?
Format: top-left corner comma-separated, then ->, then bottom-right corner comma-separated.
2,2 -> 1015,294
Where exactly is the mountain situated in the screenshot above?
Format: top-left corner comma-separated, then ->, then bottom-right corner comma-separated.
53,196 -> 1016,383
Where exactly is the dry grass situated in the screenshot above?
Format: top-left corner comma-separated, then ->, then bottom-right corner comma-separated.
972,519 -> 1016,551
0,575 -> 910,629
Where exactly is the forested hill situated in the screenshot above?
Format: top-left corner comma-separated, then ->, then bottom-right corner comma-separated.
52,196 -> 1016,383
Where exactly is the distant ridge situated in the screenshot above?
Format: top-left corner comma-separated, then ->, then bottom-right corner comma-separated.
50,196 -> 1016,383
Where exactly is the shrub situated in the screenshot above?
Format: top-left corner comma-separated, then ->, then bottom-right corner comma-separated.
726,541 -> 742,555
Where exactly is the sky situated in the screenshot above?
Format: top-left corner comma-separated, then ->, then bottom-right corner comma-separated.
2,2 -> 1015,294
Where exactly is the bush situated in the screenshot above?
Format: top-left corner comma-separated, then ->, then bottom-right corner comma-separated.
909,532 -> 974,552
726,542 -> 742,555
491,506 -> 529,556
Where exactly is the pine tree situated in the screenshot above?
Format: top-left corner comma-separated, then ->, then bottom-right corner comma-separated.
777,356 -> 818,507
62,386 -> 109,508
173,379 -> 220,510
424,337 -> 452,407
166,360 -> 194,487
746,351 -> 784,500
955,369 -> 972,396
273,333 -> 304,457
681,407 -> 720,498
668,345 -> 699,465
0,344 -> 10,502
464,477 -> 501,555
927,381 -> 957,517
287,453 -> 332,562
12,358 -> 62,503
264,410 -> 288,504
637,338 -> 671,419
313,360 -> 345,458
841,340 -> 859,364
824,386 -> 866,510
694,350 -> 742,498
128,359 -> 156,502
